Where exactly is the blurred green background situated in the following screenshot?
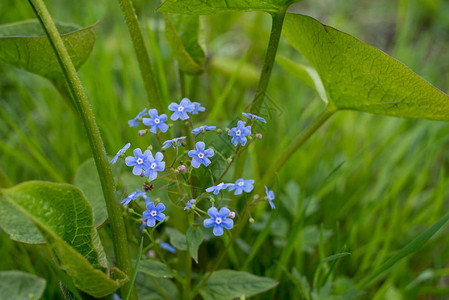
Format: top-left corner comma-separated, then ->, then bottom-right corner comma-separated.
1,0 -> 449,298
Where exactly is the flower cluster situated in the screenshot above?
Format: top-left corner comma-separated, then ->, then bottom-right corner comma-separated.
110,99 -> 275,238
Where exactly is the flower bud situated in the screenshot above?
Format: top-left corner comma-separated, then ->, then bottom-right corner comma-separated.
253,194 -> 260,200
229,212 -> 236,219
140,170 -> 145,177
147,250 -> 156,258
257,133 -> 262,140
249,217 -> 255,223
179,165 -> 186,173
147,145 -> 153,151
225,128 -> 230,133
216,129 -> 223,134
138,130 -> 146,136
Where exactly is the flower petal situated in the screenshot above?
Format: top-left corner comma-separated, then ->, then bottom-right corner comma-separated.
207,207 -> 219,218
204,218 -> 215,228
218,207 -> 231,218
213,225 -> 224,236
222,218 -> 234,229
147,218 -> 156,227
156,212 -> 165,222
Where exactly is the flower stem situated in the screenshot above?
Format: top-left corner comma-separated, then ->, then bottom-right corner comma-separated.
261,106 -> 337,187
27,1 -> 136,298
117,0 -> 164,112
250,7 -> 287,114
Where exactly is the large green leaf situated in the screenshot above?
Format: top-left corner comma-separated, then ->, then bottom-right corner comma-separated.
199,270 -> 278,300
164,14 -> 205,75
138,259 -> 174,278
0,270 -> 46,300
0,181 -> 128,297
186,225 -> 203,263
158,0 -> 302,14
136,273 -> 179,300
0,19 -> 98,80
283,14 -> 449,121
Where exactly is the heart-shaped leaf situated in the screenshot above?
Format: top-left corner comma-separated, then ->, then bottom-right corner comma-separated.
164,14 -> 205,75
0,181 -> 128,297
158,0 -> 303,14
283,14 -> 449,121
0,270 -> 46,300
186,225 -> 204,263
199,270 -> 278,300
138,260 -> 174,278
0,19 -> 98,81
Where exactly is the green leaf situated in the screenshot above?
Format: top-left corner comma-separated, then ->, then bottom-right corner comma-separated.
138,260 -> 174,278
0,270 -> 46,300
158,0 -> 303,14
276,55 -> 328,104
283,14 -> 449,121
0,181 -> 128,297
358,211 -> 449,289
199,270 -> 278,300
74,158 -> 121,228
319,252 -> 351,265
166,227 -> 187,250
164,14 -> 205,75
0,19 -> 98,81
136,273 -> 179,300
186,225 -> 204,263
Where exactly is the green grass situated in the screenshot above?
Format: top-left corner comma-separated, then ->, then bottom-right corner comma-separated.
1,0 -> 449,299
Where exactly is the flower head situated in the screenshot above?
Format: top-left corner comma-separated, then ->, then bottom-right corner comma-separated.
242,112 -> 267,123
206,182 -> 231,195
191,101 -> 206,115
265,186 -> 275,209
192,125 -> 216,135
203,207 -> 233,236
162,136 -> 186,149
142,109 -> 169,134
143,201 -> 166,227
228,178 -> 254,195
143,152 -> 165,180
188,141 -> 214,168
184,199 -> 196,210
121,189 -> 146,206
128,108 -> 147,127
111,143 -> 131,164
228,120 -> 251,146
125,148 -> 152,176
158,240 -> 177,253
168,98 -> 195,121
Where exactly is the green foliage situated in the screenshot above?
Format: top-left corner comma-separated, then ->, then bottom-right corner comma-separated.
138,260 -> 174,278
186,225 -> 204,263
0,181 -> 128,297
0,19 -> 98,81
0,270 -> 46,300
164,14 -> 205,75
136,273 -> 179,300
166,227 -> 187,250
198,270 -> 278,300
283,13 -> 449,121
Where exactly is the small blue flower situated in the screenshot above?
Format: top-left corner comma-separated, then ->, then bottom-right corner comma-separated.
139,221 -> 147,232
121,189 -> 146,206
192,125 -> 216,135
159,240 -> 177,253
188,141 -> 214,168
162,136 -> 186,149
265,186 -> 275,209
203,207 -> 233,236
242,112 -> 267,123
228,120 -> 251,146
128,108 -> 147,127
142,109 -> 169,134
125,148 -> 152,176
228,178 -> 254,195
206,182 -> 231,195
184,199 -> 196,210
111,143 -> 131,164
143,201 -> 166,227
168,98 -> 195,121
143,152 -> 165,180
191,101 -> 206,115
112,294 -> 122,300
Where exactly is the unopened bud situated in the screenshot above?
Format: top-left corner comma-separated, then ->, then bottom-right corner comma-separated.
216,129 -> 223,134
210,198 -> 215,204
138,130 -> 146,136
147,145 -> 153,151
179,165 -> 186,173
257,133 -> 262,140
147,250 -> 156,258
229,212 -> 235,219
253,194 -> 260,200
140,170 -> 145,177
225,128 -> 230,133
226,157 -> 233,164
249,218 -> 255,223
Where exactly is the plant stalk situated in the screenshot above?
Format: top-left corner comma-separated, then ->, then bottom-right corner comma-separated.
27,1 -> 136,299
117,0 -> 164,112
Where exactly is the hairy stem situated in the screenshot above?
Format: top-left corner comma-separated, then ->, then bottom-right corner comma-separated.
27,1 -> 136,298
117,0 -> 163,112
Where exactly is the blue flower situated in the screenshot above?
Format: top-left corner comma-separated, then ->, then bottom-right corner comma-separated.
162,136 -> 186,149
191,101 -> 206,115
159,240 -> 177,253
139,221 -> 147,232
143,152 -> 165,180
143,201 -> 166,227
265,186 -> 275,209
188,141 -> 214,168
168,98 -> 195,121
242,112 -> 267,123
203,207 -> 233,236
112,294 -> 122,300
184,199 -> 196,210
125,148 -> 152,176
142,109 -> 169,134
110,143 -> 131,164
128,108 -> 147,127
228,178 -> 254,195
121,189 -> 146,206
228,120 -> 251,146
206,182 -> 231,195
192,125 -> 216,135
